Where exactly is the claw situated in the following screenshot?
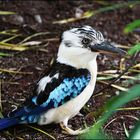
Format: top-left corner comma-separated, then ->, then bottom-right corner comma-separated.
77,112 -> 84,117
62,130 -> 70,135
60,122 -> 89,135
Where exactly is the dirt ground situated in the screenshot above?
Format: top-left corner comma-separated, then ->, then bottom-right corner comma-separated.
0,1 -> 140,139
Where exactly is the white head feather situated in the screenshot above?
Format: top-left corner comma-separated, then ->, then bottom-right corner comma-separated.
57,26 -> 104,69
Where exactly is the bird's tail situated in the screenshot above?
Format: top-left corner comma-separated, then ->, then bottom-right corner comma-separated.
0,117 -> 20,131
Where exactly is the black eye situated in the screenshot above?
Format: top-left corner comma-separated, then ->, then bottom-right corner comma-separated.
82,38 -> 91,45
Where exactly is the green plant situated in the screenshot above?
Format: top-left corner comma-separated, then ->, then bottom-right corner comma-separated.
81,84 -> 140,139
124,19 -> 140,34
128,43 -> 140,55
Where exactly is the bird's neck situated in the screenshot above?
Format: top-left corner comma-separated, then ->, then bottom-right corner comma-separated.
57,49 -> 98,70
57,54 -> 98,80
87,58 -> 98,79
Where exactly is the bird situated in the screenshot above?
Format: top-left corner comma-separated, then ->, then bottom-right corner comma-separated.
0,26 -> 126,135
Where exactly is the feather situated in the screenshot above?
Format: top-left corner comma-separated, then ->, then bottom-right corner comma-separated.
0,118 -> 19,130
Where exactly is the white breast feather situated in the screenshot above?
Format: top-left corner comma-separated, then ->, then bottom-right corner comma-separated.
38,59 -> 97,125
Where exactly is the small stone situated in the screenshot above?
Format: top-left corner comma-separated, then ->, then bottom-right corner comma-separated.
24,58 -> 29,62
56,14 -> 60,18
34,14 -> 42,24
75,8 -> 83,18
8,14 -> 24,25
129,125 -> 134,129
115,91 -> 120,95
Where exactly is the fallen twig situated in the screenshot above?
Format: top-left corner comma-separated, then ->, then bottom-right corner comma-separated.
95,52 -> 139,94
0,68 -> 33,75
99,81 -> 128,91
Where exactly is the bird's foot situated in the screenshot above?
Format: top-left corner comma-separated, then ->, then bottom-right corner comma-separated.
60,122 -> 89,135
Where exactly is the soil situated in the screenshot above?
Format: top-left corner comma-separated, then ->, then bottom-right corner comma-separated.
0,1 -> 140,139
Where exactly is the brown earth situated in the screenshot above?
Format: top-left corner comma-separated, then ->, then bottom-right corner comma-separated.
0,1 -> 140,139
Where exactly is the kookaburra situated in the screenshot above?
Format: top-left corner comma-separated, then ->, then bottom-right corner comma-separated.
0,26 -> 126,135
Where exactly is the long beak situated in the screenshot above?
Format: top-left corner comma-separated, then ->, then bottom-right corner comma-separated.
91,41 -> 126,55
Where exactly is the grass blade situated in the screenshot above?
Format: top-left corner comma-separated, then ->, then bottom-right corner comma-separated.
124,19 -> 140,33
0,11 -> 16,15
0,68 -> 32,75
123,122 -> 129,138
99,81 -> 128,91
93,1 -> 140,15
1,35 -> 21,43
129,120 -> 140,139
0,29 -> 19,36
128,43 -> 140,56
26,125 -> 56,140
0,52 -> 11,57
81,84 -> 140,139
0,42 -> 28,51
53,1 -> 140,24
117,107 -> 140,111
19,32 -> 50,44
53,11 -> 93,24
4,131 -> 24,140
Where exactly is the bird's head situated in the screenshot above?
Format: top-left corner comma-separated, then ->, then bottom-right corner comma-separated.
57,26 -> 126,68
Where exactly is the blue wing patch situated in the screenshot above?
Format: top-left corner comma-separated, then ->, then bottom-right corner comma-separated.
41,75 -> 91,108
15,75 -> 91,123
